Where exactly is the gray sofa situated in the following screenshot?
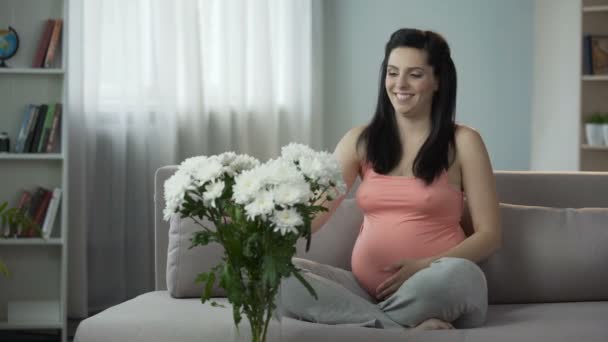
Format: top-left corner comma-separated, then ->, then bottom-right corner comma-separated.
75,167 -> 608,342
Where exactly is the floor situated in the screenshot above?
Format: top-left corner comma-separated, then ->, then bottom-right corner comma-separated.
0,319 -> 80,341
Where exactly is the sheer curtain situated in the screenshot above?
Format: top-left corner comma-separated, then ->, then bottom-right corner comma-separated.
67,0 -> 322,317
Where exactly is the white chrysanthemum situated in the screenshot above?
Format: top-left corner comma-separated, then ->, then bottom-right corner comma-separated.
191,158 -> 223,186
281,143 -> 315,162
227,154 -> 260,176
179,156 -> 209,175
263,158 -> 304,185
299,155 -> 326,182
163,170 -> 196,221
233,169 -> 264,204
217,151 -> 237,166
271,208 -> 303,235
272,181 -> 311,207
244,190 -> 275,220
203,180 -> 225,207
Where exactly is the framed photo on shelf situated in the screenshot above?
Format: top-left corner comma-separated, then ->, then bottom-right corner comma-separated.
591,36 -> 608,75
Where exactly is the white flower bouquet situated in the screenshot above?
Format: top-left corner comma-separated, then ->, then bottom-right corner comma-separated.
163,144 -> 346,342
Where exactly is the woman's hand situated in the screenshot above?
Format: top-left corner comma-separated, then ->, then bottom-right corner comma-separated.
375,258 -> 431,301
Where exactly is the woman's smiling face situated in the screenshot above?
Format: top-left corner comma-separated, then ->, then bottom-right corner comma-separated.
385,47 -> 438,118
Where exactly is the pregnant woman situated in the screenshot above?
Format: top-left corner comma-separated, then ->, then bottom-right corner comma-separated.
282,28 -> 501,331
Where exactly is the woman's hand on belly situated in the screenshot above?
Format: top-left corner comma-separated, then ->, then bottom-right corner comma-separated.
375,258 -> 431,301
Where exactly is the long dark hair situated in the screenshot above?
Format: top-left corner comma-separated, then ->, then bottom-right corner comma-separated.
357,28 -> 457,185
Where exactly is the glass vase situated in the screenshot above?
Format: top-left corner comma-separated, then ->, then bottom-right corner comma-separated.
232,282 -> 283,342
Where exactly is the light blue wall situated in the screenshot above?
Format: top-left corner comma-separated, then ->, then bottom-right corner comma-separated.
322,0 -> 534,170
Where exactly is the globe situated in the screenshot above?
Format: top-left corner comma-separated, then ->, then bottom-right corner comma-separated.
0,26 -> 19,67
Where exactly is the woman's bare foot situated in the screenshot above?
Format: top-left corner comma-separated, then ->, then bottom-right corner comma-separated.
414,318 -> 455,330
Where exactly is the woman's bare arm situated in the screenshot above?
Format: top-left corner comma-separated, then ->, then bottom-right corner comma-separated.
310,126 -> 365,234
421,126 -> 502,265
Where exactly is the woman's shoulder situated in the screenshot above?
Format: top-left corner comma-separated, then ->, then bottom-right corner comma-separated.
454,123 -> 488,161
454,123 -> 484,147
337,125 -> 367,161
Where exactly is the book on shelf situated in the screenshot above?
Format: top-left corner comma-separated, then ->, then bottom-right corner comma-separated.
14,104 -> 35,153
32,19 -> 55,68
29,105 -> 48,153
25,187 -> 48,237
583,35 -> 593,75
46,104 -> 62,153
32,18 -> 63,68
21,105 -> 39,153
41,188 -> 62,239
13,103 -> 62,154
44,19 -> 63,68
37,104 -> 56,152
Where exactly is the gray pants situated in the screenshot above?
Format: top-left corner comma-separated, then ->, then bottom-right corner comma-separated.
281,257 -> 487,330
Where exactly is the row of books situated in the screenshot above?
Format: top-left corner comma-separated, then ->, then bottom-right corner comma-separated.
32,19 -> 63,68
14,103 -> 62,154
583,35 -> 608,75
2,187 -> 62,239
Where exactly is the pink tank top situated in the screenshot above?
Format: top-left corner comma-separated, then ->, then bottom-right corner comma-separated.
351,163 -> 466,298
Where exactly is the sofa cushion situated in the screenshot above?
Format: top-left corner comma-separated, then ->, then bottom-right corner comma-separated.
74,291 -> 608,342
296,198 -> 363,270
167,198 -> 363,298
480,203 -> 608,304
167,215 -> 226,298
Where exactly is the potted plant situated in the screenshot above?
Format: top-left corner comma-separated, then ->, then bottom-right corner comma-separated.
0,200 -> 40,277
585,113 -> 605,146
0,201 -> 38,238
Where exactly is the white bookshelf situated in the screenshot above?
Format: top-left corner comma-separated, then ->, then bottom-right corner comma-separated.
0,153 -> 64,160
0,0 -> 69,342
581,0 -> 608,171
531,0 -> 608,171
582,5 -> 608,12
582,75 -> 608,81
0,68 -> 65,75
0,238 -> 63,246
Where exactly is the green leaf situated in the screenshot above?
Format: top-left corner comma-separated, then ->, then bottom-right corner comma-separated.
0,201 -> 7,213
243,233 -> 259,258
195,272 -> 210,284
292,269 -> 317,300
232,304 -> 242,326
190,230 -> 217,248
210,301 -> 225,308
204,272 -> 216,300
262,255 -> 278,288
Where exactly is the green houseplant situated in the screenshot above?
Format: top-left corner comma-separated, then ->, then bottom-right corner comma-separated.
0,200 -> 40,277
585,112 -> 606,146
0,200 -> 39,237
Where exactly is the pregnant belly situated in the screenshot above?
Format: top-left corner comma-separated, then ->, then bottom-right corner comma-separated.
351,220 -> 466,298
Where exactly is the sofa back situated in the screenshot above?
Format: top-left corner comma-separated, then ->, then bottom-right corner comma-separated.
154,167 -> 608,304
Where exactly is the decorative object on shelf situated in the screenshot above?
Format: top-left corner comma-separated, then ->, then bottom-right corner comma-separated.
591,36 -> 608,75
0,132 -> 9,152
0,26 -> 19,68
585,113 -> 606,147
163,145 -> 346,342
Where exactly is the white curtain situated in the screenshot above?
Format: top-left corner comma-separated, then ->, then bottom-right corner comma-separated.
67,0 -> 322,317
